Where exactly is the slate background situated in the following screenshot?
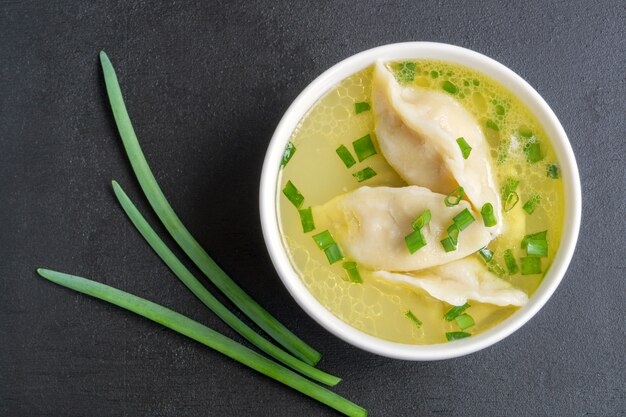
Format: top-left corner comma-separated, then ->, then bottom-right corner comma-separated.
1,1 -> 625,416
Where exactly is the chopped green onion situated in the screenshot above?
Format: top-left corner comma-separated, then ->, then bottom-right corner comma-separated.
495,104 -> 505,115
526,239 -> 548,257
454,314 -> 475,330
352,134 -> 377,162
411,209 -> 431,230
111,182 -> 336,385
525,142 -> 543,163
99,51 -> 320,365
456,137 -> 472,159
444,186 -> 465,207
444,303 -> 470,321
397,61 -> 416,82
487,261 -> 506,277
440,236 -> 457,252
354,102 -> 370,114
501,177 -> 519,201
336,145 -> 356,168
519,126 -> 533,138
312,230 -> 335,250
298,207 -> 315,233
280,142 -> 296,168
481,203 -> 497,227
36,269 -> 365,416
486,119 -> 500,131
283,180 -> 304,208
405,228 -> 427,254
447,223 -> 460,245
453,208 -> 475,231
324,243 -> 344,264
547,163 -> 560,179
446,331 -> 471,341
503,249 -> 519,274
352,167 -> 377,182
405,310 -> 423,327
521,257 -> 542,275
478,247 -> 494,262
342,262 -> 362,283
430,70 -> 439,79
521,231 -> 548,250
504,192 -> 519,212
523,194 -> 541,215
442,80 -> 458,94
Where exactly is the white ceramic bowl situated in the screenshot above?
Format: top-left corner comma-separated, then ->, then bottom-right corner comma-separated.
259,42 -> 581,360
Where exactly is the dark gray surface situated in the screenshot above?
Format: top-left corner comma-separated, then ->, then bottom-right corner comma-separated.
1,1 -> 624,416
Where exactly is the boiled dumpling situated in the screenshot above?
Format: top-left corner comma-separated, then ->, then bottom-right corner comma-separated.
313,186 -> 491,271
373,257 -> 528,306
372,61 -> 503,235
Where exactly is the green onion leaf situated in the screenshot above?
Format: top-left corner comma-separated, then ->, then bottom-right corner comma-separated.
519,126 -> 533,138
495,104 -> 505,115
352,167 -> 377,182
411,209 -> 431,230
487,261 -> 506,277
405,228 -> 427,254
440,236 -> 457,252
547,163 -> 560,179
281,142 -> 296,168
456,137 -> 472,159
283,180 -> 304,208
503,249 -> 519,274
525,142 -> 543,163
298,207 -> 315,233
336,145 -> 356,168
37,269 -> 366,416
444,186 -> 465,207
478,247 -> 494,262
501,177 -> 519,201
397,61 -> 416,82
99,51 -> 321,365
324,243 -> 344,265
405,310 -> 422,328
354,102 -> 370,114
444,303 -> 471,321
453,208 -> 475,231
442,80 -> 458,94
352,134 -> 377,162
526,239 -> 548,257
522,194 -> 541,215
522,230 -> 548,250
342,262 -> 362,283
312,230 -> 335,250
446,331 -> 471,341
481,203 -> 497,227
521,257 -> 542,275
447,223 -> 460,245
504,192 -> 520,212
454,314 -> 475,330
486,119 -> 500,131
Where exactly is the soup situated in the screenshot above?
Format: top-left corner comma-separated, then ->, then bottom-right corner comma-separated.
276,60 -> 564,345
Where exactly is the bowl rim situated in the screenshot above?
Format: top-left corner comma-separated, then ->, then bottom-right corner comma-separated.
259,42 -> 581,360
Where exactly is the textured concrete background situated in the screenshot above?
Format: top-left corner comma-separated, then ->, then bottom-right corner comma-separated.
1,1 -> 624,416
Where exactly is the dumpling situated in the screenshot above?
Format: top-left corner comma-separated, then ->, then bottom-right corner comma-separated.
313,186 -> 491,271
372,61 -> 503,235
373,258 -> 528,307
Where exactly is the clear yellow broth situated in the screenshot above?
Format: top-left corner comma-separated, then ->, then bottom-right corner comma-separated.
276,60 -> 564,344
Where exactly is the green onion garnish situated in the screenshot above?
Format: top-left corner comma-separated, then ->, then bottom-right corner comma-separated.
526,239 -> 548,257
487,261 -> 506,277
354,102 -> 370,114
440,236 -> 457,252
313,230 -> 335,250
503,249 -> 519,274
298,207 -> 315,233
411,209 -> 431,230
454,314 -> 475,330
452,208 -> 475,231
283,180 -> 305,208
481,203 -> 497,227
519,126 -> 533,138
447,223 -> 460,245
456,137 -> 472,159
444,186 -> 465,207
522,231 -> 548,250
405,228 -> 427,254
495,104 -> 505,115
405,310 -> 422,328
547,163 -> 560,179
501,177 -> 519,201
444,303 -> 470,321
446,331 -> 471,341
397,61 -> 416,82
342,262 -> 362,283
352,134 -> 377,162
504,192 -> 520,212
336,145 -> 356,168
522,194 -> 541,215
521,257 -> 542,275
352,167 -> 377,182
99,51 -> 320,365
324,243 -> 344,265
486,119 -> 500,131
111,181 -> 336,385
281,142 -> 296,168
442,80 -> 458,94
478,247 -> 494,262
37,269 -> 366,417
525,142 -> 543,163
